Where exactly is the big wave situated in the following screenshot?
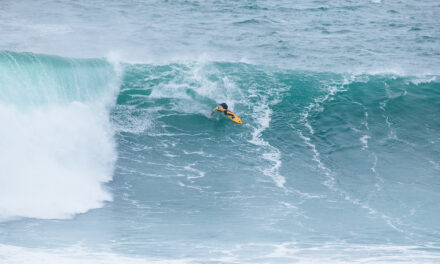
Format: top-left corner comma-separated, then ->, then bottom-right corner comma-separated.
113,61 -> 440,239
0,51 -> 119,220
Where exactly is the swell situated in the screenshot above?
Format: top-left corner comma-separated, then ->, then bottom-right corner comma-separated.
279,74 -> 440,239
0,51 -> 119,220
114,62 -> 440,240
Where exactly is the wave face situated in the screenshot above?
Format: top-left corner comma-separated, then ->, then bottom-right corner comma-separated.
115,62 -> 440,262
0,51 -> 118,219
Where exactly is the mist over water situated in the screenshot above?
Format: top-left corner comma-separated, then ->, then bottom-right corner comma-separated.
1,0 -> 439,74
1,0 -> 440,263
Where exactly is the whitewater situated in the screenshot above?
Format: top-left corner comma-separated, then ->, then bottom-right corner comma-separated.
1,0 -> 439,263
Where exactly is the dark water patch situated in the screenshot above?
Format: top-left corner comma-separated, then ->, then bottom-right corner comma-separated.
233,18 -> 268,26
307,6 -> 329,12
389,23 -> 406,28
240,4 -> 268,11
417,35 -> 436,43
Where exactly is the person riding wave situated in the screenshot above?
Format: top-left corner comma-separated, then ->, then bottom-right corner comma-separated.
210,103 -> 234,118
209,103 -> 243,124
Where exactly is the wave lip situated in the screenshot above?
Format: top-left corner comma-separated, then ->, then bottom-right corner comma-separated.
0,51 -> 119,220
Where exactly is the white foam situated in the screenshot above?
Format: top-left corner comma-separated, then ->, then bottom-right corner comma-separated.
112,105 -> 152,134
184,163 -> 206,180
145,61 -> 243,117
297,83 -> 347,189
249,102 -> 286,188
0,244 -> 193,264
0,102 -> 117,220
360,135 -> 371,150
409,76 -> 437,85
2,242 -> 440,264
264,242 -> 440,264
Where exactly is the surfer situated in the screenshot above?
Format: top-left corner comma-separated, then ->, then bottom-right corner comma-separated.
209,103 -> 234,118
209,102 -> 243,124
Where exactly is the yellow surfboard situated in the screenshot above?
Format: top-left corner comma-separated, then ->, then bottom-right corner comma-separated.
210,106 -> 243,124
225,110 -> 242,124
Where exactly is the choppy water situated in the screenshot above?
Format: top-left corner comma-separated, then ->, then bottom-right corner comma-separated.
1,1 -> 440,263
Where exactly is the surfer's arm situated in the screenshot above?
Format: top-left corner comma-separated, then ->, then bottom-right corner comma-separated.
209,107 -> 218,118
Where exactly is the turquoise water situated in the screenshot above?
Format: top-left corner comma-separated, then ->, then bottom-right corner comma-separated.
1,1 -> 440,263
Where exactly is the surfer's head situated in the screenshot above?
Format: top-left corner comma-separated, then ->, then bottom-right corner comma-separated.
220,103 -> 228,110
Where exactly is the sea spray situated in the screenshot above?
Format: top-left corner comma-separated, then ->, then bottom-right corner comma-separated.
0,51 -> 119,219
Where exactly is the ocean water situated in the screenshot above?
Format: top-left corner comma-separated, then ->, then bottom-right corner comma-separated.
1,0 -> 440,263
